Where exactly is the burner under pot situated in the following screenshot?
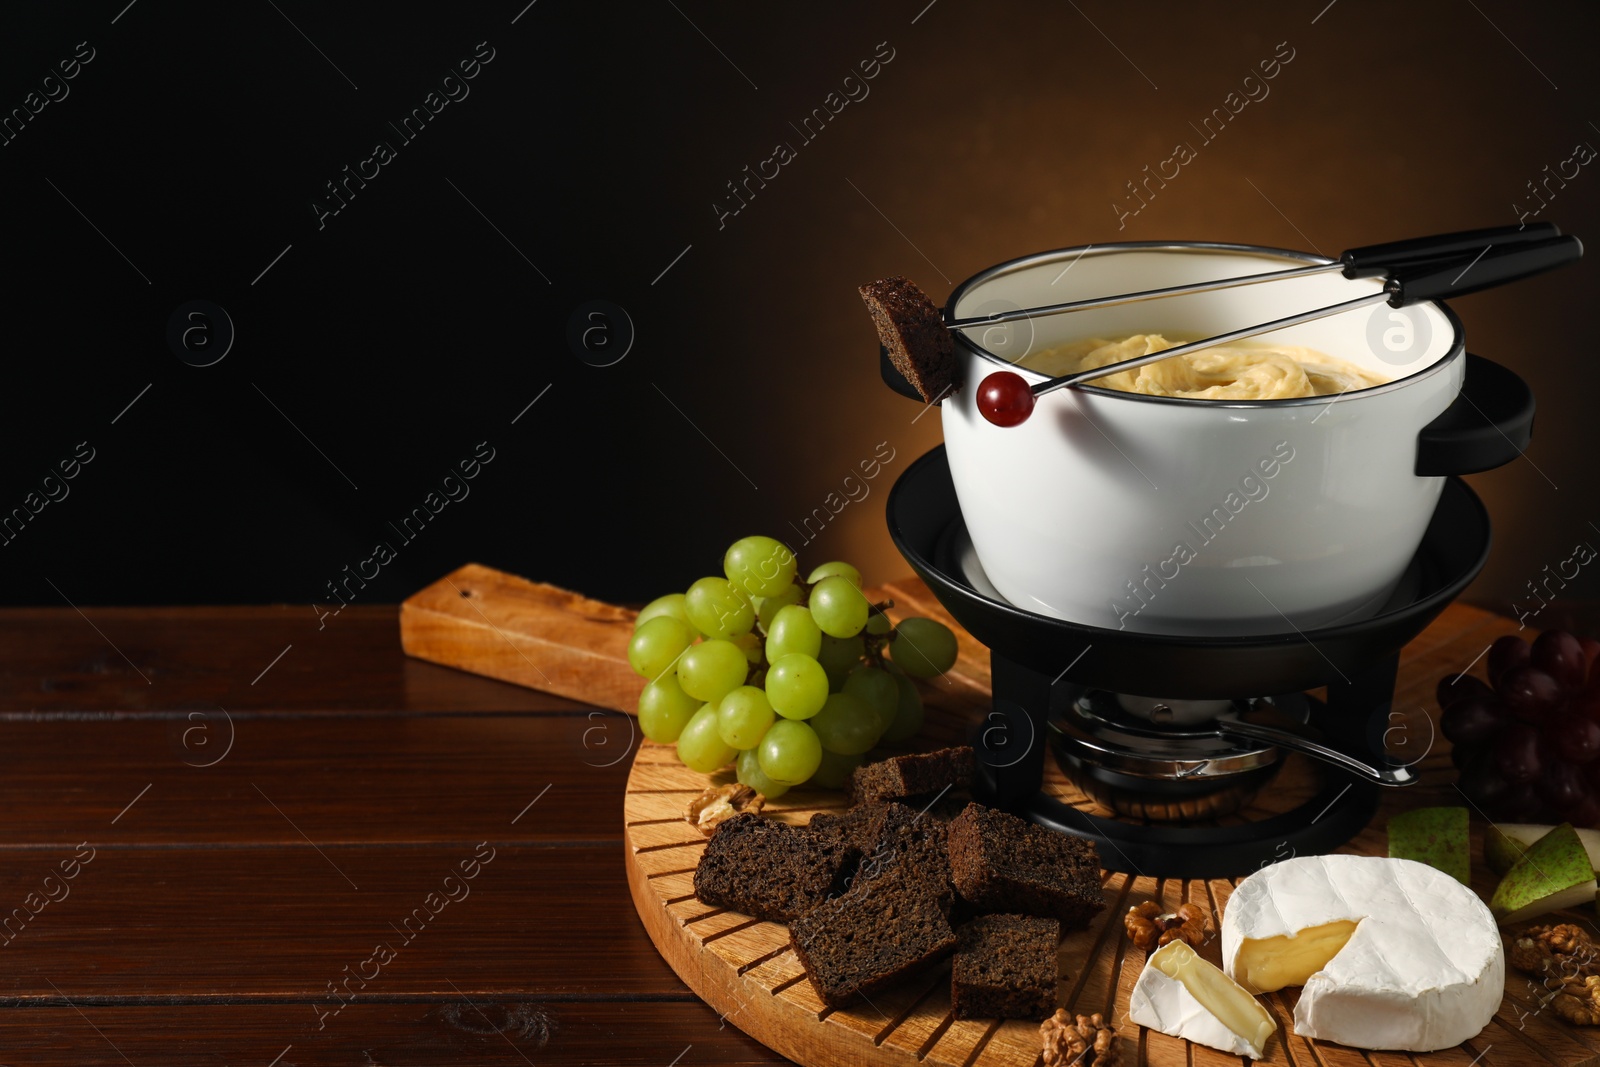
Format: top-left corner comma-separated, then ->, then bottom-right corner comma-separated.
1051,690 -> 1288,821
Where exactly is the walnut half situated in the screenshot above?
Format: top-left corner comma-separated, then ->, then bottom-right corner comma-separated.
685,783 -> 764,836
1509,923 -> 1600,1025
1553,976 -> 1600,1026
1041,1009 -> 1119,1067
1124,901 -> 1212,952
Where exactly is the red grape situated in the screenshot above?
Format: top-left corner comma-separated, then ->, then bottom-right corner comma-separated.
1547,711 -> 1600,764
1534,630 -> 1588,692
1457,749 -> 1511,809
976,372 -> 1036,427
1439,696 -> 1505,749
1500,783 -> 1547,821
1500,665 -> 1562,723
1495,722 -> 1543,783
1581,636 -> 1600,677
1569,793 -> 1600,828
1435,673 -> 1494,712
1488,634 -> 1531,686
1537,762 -> 1591,815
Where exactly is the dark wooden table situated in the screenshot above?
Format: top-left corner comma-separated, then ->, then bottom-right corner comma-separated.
9,601 -> 1595,1066
0,605 -> 778,1066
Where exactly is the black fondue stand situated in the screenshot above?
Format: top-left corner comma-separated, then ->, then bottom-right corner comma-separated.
882,350 -> 1534,878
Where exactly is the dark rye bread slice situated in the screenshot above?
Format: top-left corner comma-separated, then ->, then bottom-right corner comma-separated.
951,914 -> 1061,1020
859,275 -> 956,403
855,802 -> 955,911
789,837 -> 957,1009
848,746 -> 975,806
810,797 -> 965,853
809,802 -> 956,911
693,814 -> 851,922
946,803 -> 1105,928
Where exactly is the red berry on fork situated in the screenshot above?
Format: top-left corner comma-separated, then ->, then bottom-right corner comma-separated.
977,371 -> 1035,427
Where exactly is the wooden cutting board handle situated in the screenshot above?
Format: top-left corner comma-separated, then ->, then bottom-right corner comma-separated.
400,563 -> 640,712
400,564 -> 995,715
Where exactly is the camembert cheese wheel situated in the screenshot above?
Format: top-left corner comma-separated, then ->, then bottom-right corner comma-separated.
1221,854 -> 1504,1051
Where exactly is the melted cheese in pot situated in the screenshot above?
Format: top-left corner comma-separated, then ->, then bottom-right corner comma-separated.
1016,334 -> 1388,400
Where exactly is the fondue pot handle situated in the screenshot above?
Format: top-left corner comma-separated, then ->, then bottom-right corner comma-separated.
1415,354 -> 1534,476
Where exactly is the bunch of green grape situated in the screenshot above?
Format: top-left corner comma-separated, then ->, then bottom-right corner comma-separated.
628,535 -> 960,797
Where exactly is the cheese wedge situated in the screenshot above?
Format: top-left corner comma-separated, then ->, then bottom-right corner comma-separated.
1128,939 -> 1275,1058
1222,855 -> 1503,1051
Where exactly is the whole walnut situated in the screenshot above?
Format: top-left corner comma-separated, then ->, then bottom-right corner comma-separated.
1124,900 -> 1212,952
1041,1009 -> 1119,1067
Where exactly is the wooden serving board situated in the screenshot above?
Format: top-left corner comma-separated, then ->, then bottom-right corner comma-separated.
622,582 -> 1600,1067
401,563 -> 639,710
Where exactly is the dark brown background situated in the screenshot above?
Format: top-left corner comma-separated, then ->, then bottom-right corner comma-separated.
0,0 -> 1594,622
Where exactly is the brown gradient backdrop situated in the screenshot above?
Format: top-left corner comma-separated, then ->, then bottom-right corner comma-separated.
0,0 -> 1592,619
668,0 -> 1599,619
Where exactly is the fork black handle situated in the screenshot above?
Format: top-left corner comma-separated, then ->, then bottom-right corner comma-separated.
1342,222 -> 1562,278
1388,235 -> 1583,306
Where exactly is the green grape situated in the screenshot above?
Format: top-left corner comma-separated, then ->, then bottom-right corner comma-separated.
881,667 -> 925,743
635,592 -> 693,632
627,615 -> 695,679
766,604 -> 822,662
844,666 -> 899,736
809,692 -> 881,755
810,748 -> 863,790
724,536 -> 799,600
685,577 -> 754,640
865,609 -> 893,636
765,653 -> 829,720
637,674 -> 702,743
755,583 -> 803,631
737,747 -> 790,799
730,632 -> 763,665
717,686 -> 775,750
817,633 -> 866,690
759,719 -> 823,785
890,617 -> 959,678
678,639 -> 749,703
810,576 -> 869,638
806,561 -> 862,587
678,704 -> 737,773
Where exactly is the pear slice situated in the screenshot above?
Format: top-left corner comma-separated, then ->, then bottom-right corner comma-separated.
1484,823 -> 1600,876
1388,806 -> 1470,884
1489,823 -> 1598,925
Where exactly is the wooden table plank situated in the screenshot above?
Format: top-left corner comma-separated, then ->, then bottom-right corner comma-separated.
0,845 -> 686,1000
0,607 -> 581,714
2,594 -> 1595,1066
0,713 -> 635,846
0,1000 -> 775,1066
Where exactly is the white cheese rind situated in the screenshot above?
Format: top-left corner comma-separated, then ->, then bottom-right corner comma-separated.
1222,855 -> 1504,1051
1127,950 -> 1269,1058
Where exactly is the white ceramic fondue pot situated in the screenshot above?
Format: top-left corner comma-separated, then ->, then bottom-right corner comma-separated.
918,241 -> 1532,637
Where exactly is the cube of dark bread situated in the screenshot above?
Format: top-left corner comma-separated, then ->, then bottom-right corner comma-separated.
807,804 -> 881,855
693,814 -> 851,922
789,840 -> 957,1009
946,803 -> 1105,927
854,802 -> 956,912
848,746 -> 975,806
809,802 -> 956,909
858,275 -> 956,403
951,914 -> 1061,1020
